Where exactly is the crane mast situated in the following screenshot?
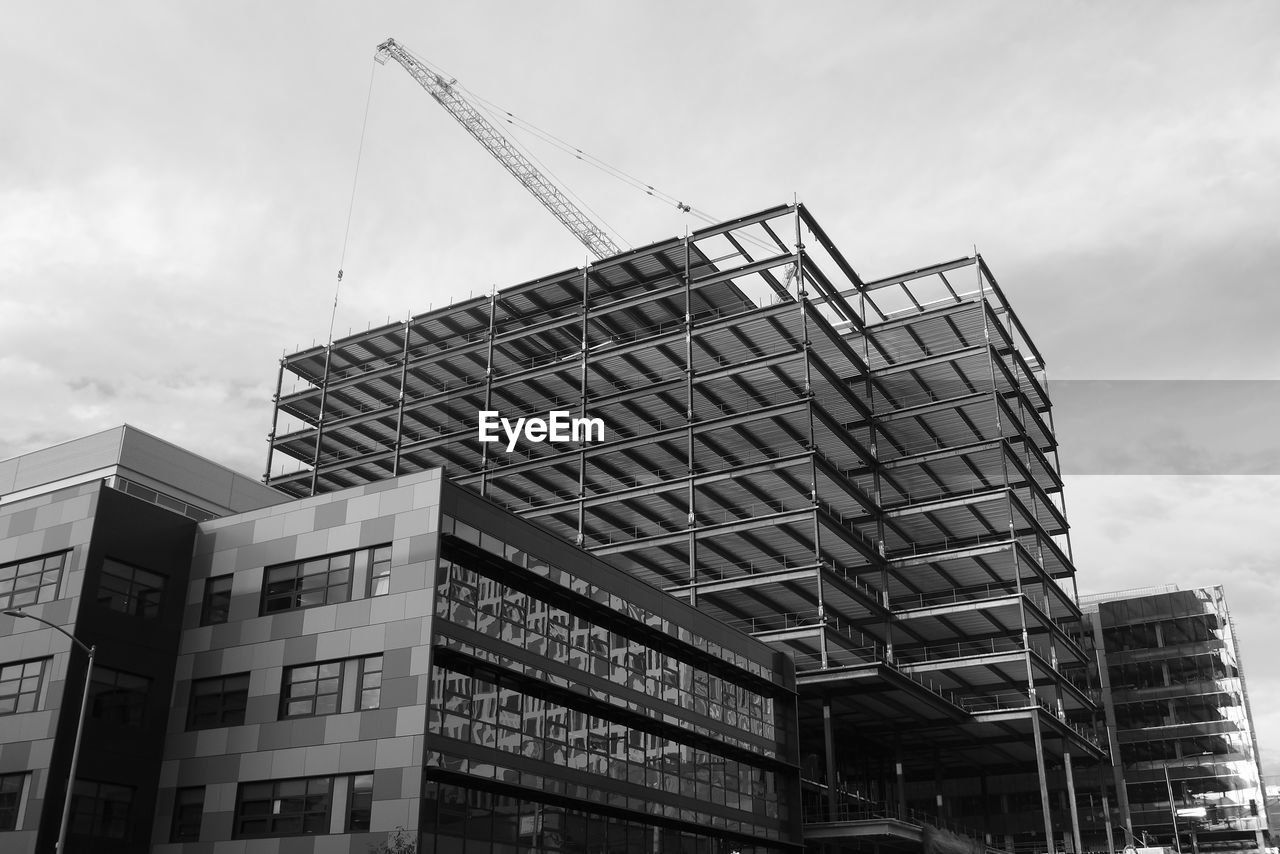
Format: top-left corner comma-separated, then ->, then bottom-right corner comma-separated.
375,38 -> 622,260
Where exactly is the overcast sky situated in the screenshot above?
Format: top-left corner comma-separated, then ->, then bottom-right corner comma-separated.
4,2 -> 1279,776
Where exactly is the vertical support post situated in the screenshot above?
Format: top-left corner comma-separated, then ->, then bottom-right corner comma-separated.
859,270 -> 893,663
264,356 -> 285,483
934,749 -> 944,817
1038,359 -> 1080,578
1164,765 -> 1183,854
795,211 -> 828,668
683,233 -> 698,600
577,266 -> 590,547
1031,711 -> 1056,854
980,771 -> 991,842
980,257 -> 1044,721
1098,747 -> 1117,854
309,343 -> 334,497
1065,749 -> 1082,854
478,289 -> 497,498
1093,623 -> 1135,835
1103,792 -> 1116,854
823,698 -> 838,819
392,314 -> 411,476
894,738 -> 907,816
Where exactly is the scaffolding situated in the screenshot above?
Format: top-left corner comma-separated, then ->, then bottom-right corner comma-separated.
266,203 -> 1106,852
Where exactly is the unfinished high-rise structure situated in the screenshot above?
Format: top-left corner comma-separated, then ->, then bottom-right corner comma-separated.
264,203 -> 1107,852
1082,586 -> 1269,854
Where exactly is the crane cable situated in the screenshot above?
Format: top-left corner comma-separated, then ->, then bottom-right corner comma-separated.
457,82 -> 786,259
464,85 -> 721,227
329,61 -> 378,349
466,97 -> 631,250
346,46 -> 787,311
400,49 -> 721,231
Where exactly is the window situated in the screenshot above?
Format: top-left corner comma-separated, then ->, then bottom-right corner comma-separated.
0,773 -> 25,831
0,658 -> 46,715
358,656 -> 382,710
368,546 -> 392,596
201,574 -> 233,625
281,655 -> 382,719
263,552 -> 353,613
98,558 -> 165,618
234,776 -> 331,837
348,773 -> 373,831
282,661 -> 342,718
0,551 -> 66,610
261,545 -> 392,614
89,666 -> 151,726
171,786 -> 204,842
187,673 -> 249,729
69,779 -> 133,839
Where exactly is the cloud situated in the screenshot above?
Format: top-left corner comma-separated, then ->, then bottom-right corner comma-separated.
1054,382 -> 1280,475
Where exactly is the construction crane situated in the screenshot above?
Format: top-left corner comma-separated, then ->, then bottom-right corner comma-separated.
374,37 -> 623,260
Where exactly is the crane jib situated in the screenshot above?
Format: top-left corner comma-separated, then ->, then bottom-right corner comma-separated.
375,38 -> 622,260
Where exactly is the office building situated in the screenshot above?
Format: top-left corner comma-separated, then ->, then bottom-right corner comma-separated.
0,426 -> 800,853
263,202 -> 1104,852
0,426 -> 288,852
1083,586 -> 1269,853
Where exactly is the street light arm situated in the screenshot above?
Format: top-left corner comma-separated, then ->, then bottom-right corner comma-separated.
3,609 -> 93,657
3,607 -> 95,853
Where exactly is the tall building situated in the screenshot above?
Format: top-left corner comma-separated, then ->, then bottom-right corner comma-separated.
263,203 -> 1105,852
1082,586 -> 1269,853
0,426 -> 800,853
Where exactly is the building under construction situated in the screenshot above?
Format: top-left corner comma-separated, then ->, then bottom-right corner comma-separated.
265,203 -> 1109,852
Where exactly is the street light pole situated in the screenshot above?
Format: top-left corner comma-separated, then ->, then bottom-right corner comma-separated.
4,609 -> 95,854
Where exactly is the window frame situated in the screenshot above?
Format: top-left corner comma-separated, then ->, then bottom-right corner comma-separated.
233,775 -> 332,838
259,545 -> 392,615
0,771 -> 26,831
261,552 -> 354,615
186,672 -> 250,730
200,574 -> 233,625
357,654 -> 382,711
280,660 -> 344,719
280,654 -> 382,719
368,545 -> 392,597
170,786 -> 205,842
0,658 -> 47,716
88,665 -> 151,727
0,550 -> 67,611
347,773 -> 373,832
69,779 -> 133,839
98,558 -> 166,618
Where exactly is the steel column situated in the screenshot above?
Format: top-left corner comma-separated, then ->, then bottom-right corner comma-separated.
1065,748 -> 1082,854
823,698 -> 838,818
478,290 -> 497,498
577,266 -> 590,546
683,233 -> 698,601
264,356 -> 285,483
895,737 -> 907,815
1031,711 -> 1057,854
392,315 -> 411,476
796,211 -> 828,668
309,343 -> 333,496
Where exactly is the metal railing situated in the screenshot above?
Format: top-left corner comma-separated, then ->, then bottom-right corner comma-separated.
803,793 -> 993,846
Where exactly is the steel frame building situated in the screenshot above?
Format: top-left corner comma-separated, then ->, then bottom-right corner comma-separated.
265,203 -> 1106,851
1083,586 -> 1269,853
